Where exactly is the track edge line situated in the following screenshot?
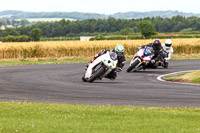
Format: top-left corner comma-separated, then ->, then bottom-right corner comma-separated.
157,70 -> 200,86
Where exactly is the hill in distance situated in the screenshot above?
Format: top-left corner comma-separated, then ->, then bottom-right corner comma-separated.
0,10 -> 200,20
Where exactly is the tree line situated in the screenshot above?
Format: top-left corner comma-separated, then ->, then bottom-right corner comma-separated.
1,15 -> 200,39
0,19 -> 30,28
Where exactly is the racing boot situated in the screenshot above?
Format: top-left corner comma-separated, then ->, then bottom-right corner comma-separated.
85,58 -> 95,70
163,61 -> 169,68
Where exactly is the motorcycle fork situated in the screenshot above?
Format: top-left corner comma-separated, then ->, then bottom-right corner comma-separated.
102,68 -> 111,78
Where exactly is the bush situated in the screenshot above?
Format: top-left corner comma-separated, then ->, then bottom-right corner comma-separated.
90,34 -> 105,40
40,37 -> 80,41
106,36 -> 127,40
119,27 -> 133,35
136,20 -> 157,38
29,28 -> 42,41
0,35 -> 31,42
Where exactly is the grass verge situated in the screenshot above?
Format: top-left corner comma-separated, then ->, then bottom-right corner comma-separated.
0,57 -> 90,66
0,102 -> 200,133
163,71 -> 200,84
0,59 -> 88,66
171,53 -> 200,60
0,54 -> 200,66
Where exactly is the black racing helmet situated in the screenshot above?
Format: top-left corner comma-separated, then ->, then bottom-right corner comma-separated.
152,39 -> 161,49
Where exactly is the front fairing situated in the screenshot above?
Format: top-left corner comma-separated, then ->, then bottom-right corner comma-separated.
134,49 -> 144,57
131,47 -> 154,65
102,52 -> 118,69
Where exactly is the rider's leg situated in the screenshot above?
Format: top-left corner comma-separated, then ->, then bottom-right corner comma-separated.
106,70 -> 117,80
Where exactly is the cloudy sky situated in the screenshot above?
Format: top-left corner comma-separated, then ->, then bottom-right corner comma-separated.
1,0 -> 200,14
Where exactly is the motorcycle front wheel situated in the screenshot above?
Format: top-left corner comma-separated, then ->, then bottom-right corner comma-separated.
82,76 -> 87,82
88,66 -> 105,82
127,59 -> 140,72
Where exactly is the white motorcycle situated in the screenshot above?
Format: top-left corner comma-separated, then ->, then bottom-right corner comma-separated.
127,46 -> 154,72
82,51 -> 118,82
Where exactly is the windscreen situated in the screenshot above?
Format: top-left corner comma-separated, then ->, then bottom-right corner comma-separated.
145,47 -> 154,55
109,52 -> 118,61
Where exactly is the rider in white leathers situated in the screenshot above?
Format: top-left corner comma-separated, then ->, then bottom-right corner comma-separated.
162,39 -> 174,60
85,44 -> 126,80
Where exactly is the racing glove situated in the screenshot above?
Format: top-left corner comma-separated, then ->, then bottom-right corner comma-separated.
151,59 -> 155,64
116,67 -> 123,72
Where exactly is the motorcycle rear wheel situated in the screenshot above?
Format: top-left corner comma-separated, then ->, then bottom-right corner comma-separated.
163,62 -> 169,68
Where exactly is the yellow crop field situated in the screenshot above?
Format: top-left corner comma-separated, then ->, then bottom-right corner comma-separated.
0,38 -> 200,59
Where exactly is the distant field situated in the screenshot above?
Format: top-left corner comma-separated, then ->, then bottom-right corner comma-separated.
0,38 -> 200,60
16,18 -> 76,22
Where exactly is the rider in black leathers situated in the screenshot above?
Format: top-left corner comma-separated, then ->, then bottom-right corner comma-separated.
138,39 -> 163,67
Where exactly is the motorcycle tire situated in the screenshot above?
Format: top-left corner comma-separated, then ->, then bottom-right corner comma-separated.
127,59 -> 140,72
88,67 -> 105,82
163,62 -> 169,68
82,76 -> 87,82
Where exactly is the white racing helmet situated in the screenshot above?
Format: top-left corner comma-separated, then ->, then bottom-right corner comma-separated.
165,39 -> 172,47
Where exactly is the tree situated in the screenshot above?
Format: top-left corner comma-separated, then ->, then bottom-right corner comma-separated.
0,28 -> 20,37
0,22 -> 3,27
9,15 -> 200,37
29,28 -> 42,41
136,20 -> 157,38
119,27 -> 133,35
20,20 -> 30,27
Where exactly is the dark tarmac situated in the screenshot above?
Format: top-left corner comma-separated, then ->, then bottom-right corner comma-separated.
0,60 -> 200,107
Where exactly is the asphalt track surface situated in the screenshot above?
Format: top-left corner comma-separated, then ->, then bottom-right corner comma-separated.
0,60 -> 200,107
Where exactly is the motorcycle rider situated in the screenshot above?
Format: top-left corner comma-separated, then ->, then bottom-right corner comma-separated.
86,44 -> 126,80
138,39 -> 163,67
162,39 -> 174,60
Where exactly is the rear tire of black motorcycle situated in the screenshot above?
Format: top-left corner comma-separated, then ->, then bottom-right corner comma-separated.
88,67 -> 105,82
127,59 -> 140,72
163,62 -> 169,68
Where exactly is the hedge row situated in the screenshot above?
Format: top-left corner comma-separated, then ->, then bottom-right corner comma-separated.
0,35 -> 31,42
90,35 -> 200,40
1,34 -> 200,42
40,37 -> 80,41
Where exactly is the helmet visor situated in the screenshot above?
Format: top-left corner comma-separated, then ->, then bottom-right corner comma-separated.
165,43 -> 172,47
116,52 -> 124,56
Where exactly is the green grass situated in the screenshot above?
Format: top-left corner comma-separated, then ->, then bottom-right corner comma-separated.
172,56 -> 200,60
170,53 -> 200,60
0,59 -> 89,66
0,102 -> 200,133
171,56 -> 200,60
163,71 -> 200,84
0,54 -> 200,66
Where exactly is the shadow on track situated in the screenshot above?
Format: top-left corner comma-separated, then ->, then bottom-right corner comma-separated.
81,81 -> 125,84
127,70 -> 165,74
